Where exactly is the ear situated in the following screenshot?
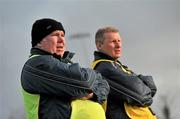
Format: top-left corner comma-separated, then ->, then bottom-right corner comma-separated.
96,42 -> 102,51
36,42 -> 42,47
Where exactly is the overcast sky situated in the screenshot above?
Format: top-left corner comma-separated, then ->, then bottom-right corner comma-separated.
0,0 -> 179,119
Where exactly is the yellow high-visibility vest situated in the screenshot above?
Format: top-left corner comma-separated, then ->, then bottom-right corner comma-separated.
71,100 -> 106,119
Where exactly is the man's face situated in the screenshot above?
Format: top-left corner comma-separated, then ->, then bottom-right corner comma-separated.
38,30 -> 66,57
97,32 -> 122,59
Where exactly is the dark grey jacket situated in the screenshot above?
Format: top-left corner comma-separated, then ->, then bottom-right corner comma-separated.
93,51 -> 157,119
21,48 -> 109,119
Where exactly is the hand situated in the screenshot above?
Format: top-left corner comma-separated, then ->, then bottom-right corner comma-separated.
80,93 -> 94,100
138,74 -> 157,97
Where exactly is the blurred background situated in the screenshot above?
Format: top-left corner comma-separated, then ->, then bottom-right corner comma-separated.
0,0 -> 179,119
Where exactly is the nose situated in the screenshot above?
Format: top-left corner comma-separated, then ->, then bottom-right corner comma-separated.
119,42 -> 122,48
57,36 -> 64,43
115,41 -> 121,48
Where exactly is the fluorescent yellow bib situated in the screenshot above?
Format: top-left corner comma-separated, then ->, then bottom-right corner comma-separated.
70,100 -> 106,119
124,103 -> 157,119
92,59 -> 157,119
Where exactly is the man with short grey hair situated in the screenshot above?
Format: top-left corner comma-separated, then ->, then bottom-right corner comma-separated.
92,26 -> 157,119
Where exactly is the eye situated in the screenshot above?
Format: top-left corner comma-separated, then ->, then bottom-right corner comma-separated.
51,33 -> 59,37
111,40 -> 116,43
60,33 -> 65,37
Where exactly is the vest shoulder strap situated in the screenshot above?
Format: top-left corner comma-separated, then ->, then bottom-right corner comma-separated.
29,54 -> 40,59
92,59 -> 131,74
92,59 -> 114,69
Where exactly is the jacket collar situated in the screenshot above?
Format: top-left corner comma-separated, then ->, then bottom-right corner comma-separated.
94,51 -> 122,64
94,51 -> 117,61
30,48 -> 63,59
30,48 -> 75,62
30,48 -> 53,56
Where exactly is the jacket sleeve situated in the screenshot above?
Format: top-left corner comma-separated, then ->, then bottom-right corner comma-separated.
138,74 -> 157,97
95,61 -> 153,106
91,74 -> 110,104
21,55 -> 109,101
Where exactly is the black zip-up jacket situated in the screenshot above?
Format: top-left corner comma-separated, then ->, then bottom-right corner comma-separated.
93,51 -> 157,119
21,48 -> 109,119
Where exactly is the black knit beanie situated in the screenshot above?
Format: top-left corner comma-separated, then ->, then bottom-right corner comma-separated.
31,18 -> 65,47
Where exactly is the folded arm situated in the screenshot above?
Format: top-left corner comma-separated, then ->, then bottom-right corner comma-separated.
95,62 -> 153,106
21,55 -> 109,102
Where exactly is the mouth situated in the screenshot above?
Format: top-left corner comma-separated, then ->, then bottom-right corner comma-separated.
56,46 -> 64,52
115,50 -> 121,54
115,49 -> 121,52
57,46 -> 63,49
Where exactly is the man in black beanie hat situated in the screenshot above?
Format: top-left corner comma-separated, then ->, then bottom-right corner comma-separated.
21,18 -> 109,119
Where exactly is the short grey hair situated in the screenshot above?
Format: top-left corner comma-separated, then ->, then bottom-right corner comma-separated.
95,26 -> 119,44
